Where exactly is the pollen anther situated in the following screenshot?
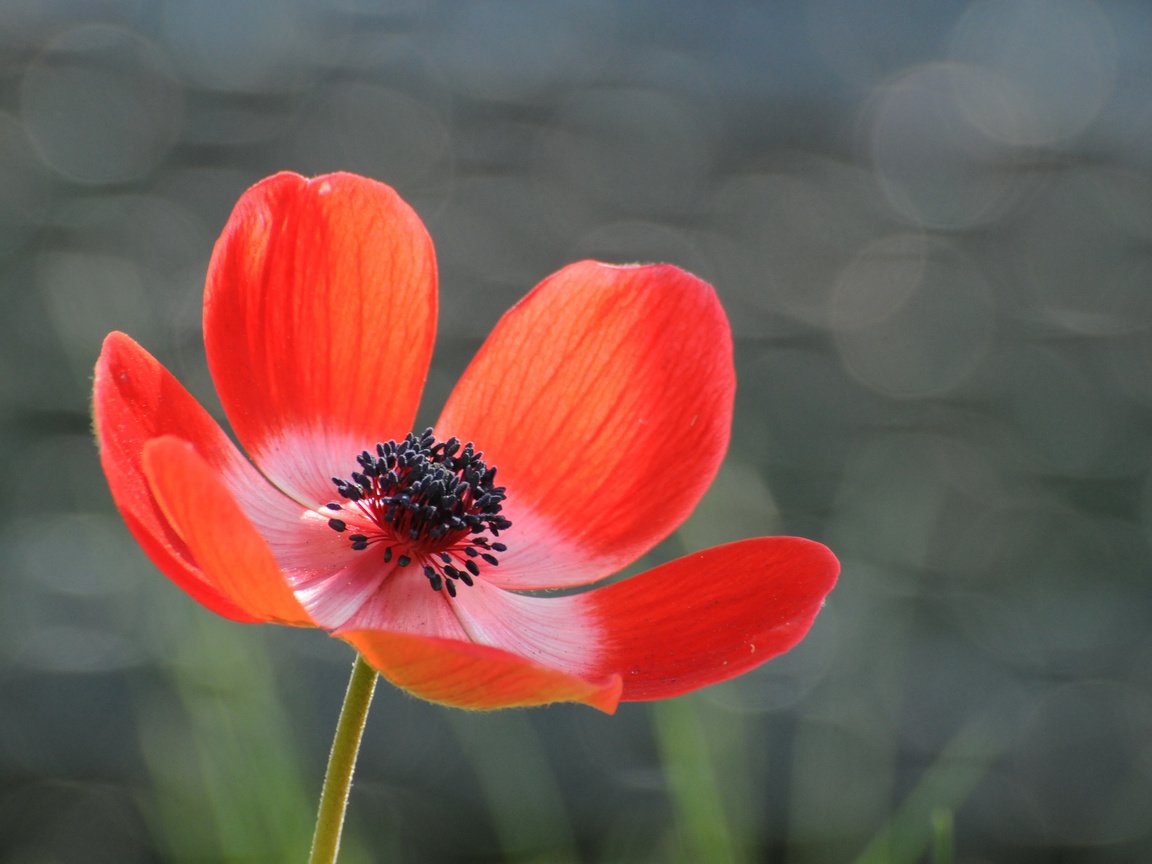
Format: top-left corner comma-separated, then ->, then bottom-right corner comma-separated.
325,428 -> 511,596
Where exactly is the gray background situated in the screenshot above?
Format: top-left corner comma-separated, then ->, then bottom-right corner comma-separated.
2,0 -> 1151,861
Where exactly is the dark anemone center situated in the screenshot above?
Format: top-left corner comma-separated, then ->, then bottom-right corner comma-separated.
325,428 -> 510,596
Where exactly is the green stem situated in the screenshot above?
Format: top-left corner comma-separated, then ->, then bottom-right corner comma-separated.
309,653 -> 378,864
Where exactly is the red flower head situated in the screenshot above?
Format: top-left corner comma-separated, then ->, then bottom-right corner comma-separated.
93,172 -> 838,713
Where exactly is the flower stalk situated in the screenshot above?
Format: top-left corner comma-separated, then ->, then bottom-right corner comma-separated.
309,654 -> 378,864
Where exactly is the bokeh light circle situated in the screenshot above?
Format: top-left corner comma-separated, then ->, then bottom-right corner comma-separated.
947,0 -> 1117,147
20,25 -> 181,185
833,238 -> 995,398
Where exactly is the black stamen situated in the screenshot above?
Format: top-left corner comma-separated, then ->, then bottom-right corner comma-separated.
323,427 -> 512,595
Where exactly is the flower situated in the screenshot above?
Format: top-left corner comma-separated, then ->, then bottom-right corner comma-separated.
93,171 -> 838,713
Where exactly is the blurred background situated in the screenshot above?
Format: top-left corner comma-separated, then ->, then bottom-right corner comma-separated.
2,0 -> 1151,861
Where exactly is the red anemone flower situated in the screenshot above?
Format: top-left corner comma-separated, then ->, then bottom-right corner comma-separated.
93,171 -> 838,713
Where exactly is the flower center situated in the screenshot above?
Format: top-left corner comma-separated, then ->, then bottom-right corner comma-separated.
324,428 -> 510,597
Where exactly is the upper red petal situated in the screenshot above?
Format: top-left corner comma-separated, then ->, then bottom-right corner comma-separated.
588,537 -> 839,701
93,331 -> 262,622
142,437 -> 314,627
204,171 -> 437,506
342,629 -> 623,713
435,261 -> 735,590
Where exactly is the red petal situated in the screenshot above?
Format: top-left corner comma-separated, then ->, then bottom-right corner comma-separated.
343,537 -> 836,709
403,579 -> 603,672
142,437 -> 314,626
436,261 -> 735,589
93,332 -> 263,622
305,551 -> 474,637
342,630 -> 623,713
204,172 -> 437,505
589,537 -> 839,701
